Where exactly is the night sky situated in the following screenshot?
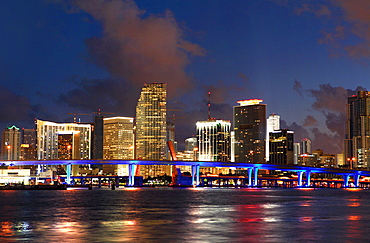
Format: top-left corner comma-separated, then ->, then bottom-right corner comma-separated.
1,0 -> 370,153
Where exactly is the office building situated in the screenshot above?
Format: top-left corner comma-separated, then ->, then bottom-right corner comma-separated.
135,83 -> 167,177
35,119 -> 92,160
345,91 -> 370,169
185,137 -> 197,152
20,128 -> 36,160
301,138 -> 312,154
196,119 -> 231,162
266,114 -> 280,161
93,115 -> 104,160
2,125 -> 21,160
233,99 -> 266,163
269,129 -> 294,165
103,117 -> 134,160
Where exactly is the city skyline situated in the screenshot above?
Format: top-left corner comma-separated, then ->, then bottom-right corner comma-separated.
2,1 -> 370,154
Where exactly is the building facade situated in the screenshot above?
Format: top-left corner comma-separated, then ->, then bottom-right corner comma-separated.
300,138 -> 312,154
233,99 -> 266,163
36,119 -> 92,160
135,83 -> 167,160
345,91 -> 370,169
266,114 -> 280,162
103,117 -> 134,160
2,125 -> 21,160
269,129 -> 294,165
196,119 -> 231,162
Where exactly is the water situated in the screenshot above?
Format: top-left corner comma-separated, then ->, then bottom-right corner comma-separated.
0,187 -> 369,242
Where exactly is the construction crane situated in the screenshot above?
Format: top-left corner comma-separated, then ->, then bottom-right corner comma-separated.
92,109 -> 115,117
67,113 -> 91,123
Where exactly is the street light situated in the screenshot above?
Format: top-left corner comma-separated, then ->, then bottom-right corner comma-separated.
347,157 -> 356,169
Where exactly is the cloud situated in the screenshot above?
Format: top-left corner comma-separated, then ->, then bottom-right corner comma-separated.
292,1 -> 370,60
0,87 -> 32,124
56,76 -> 139,116
66,0 -> 205,98
302,115 -> 318,127
291,82 -> 367,154
293,80 -> 304,97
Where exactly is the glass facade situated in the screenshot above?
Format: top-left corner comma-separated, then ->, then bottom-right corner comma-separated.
233,100 -> 266,163
135,83 -> 167,160
345,91 -> 370,169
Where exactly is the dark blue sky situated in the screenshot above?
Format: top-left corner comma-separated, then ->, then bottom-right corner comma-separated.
1,0 -> 370,153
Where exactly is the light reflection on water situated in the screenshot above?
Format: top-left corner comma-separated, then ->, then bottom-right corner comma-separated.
0,188 -> 370,242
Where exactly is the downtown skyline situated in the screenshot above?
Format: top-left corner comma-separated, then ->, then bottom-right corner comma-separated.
2,0 -> 370,153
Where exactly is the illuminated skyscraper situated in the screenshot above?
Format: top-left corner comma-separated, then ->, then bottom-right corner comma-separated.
233,99 -> 266,163
136,83 -> 167,177
345,90 -> 370,169
103,117 -> 134,160
266,114 -> 280,161
2,125 -> 21,160
196,119 -> 231,162
36,119 -> 92,160
269,129 -> 294,165
136,83 -> 167,160
185,137 -> 197,152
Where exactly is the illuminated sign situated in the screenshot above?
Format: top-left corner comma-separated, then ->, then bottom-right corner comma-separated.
237,99 -> 263,106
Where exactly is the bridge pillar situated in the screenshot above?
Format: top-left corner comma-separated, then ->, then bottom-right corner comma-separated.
305,171 -> 311,187
98,177 -> 101,188
128,164 -> 135,186
192,165 -> 200,186
297,171 -> 303,187
66,164 -> 72,185
343,175 -> 349,188
247,168 -> 253,186
115,177 -> 120,188
354,174 -> 361,188
253,167 -> 259,186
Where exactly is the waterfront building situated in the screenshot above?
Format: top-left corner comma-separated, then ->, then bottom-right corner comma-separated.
20,128 -> 36,160
345,91 -> 370,169
233,99 -> 266,163
103,117 -> 134,175
269,129 -> 294,165
300,138 -> 312,154
35,119 -> 92,160
2,125 -> 21,160
185,137 -> 197,152
135,83 -> 167,177
103,117 -> 134,160
293,143 -> 300,165
93,115 -> 104,160
196,119 -> 231,162
57,132 -> 81,160
266,114 -> 280,162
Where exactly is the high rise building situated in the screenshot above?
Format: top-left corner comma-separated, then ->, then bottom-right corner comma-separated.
345,91 -> 370,169
269,129 -> 294,165
300,138 -> 312,154
135,83 -> 167,160
196,119 -> 231,162
103,117 -> 134,160
135,83 -> 167,178
185,137 -> 197,152
266,114 -> 280,161
2,125 -> 21,160
36,119 -> 92,160
93,115 -> 104,160
20,128 -> 36,160
233,99 -> 266,163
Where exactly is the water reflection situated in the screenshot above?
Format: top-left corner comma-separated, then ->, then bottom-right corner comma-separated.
0,188 -> 370,241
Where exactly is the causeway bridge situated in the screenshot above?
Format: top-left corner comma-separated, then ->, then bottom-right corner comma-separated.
2,159 -> 370,188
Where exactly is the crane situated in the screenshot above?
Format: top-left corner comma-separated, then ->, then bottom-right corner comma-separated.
67,113 -> 91,123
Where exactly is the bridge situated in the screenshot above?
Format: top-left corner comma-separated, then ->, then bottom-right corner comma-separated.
1,159 -> 370,188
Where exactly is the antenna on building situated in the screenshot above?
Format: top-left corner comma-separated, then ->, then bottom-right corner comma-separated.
208,91 -> 211,120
